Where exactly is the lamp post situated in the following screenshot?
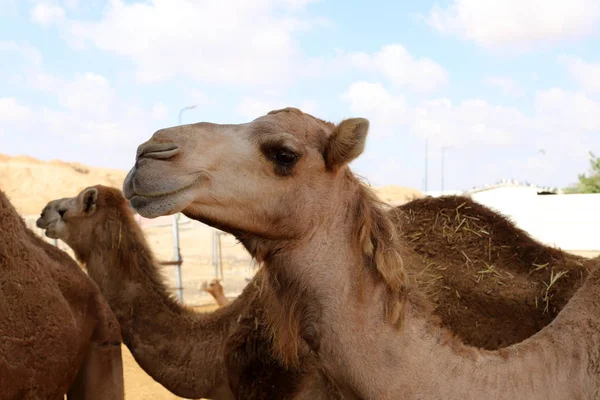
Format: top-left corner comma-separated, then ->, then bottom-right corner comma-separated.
172,104 -> 197,303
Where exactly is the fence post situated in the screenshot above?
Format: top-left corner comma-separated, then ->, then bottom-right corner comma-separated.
172,213 -> 183,303
212,229 -> 219,279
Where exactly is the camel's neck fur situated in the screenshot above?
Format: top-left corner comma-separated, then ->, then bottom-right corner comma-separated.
72,201 -> 237,399
247,171 -> 600,399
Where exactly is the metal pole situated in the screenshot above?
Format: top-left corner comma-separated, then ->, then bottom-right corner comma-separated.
212,230 -> 219,278
172,104 -> 197,303
172,214 -> 183,302
218,232 -> 224,281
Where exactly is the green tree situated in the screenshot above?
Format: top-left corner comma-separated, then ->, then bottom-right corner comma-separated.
565,152 -> 600,193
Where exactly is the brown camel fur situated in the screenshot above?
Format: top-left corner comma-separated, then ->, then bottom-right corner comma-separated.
395,195 -> 596,349
42,187 -> 334,399
41,186 -> 596,398
202,279 -> 231,307
196,195 -> 595,350
42,186 -> 241,399
122,106 -> 600,399
0,189 -> 124,399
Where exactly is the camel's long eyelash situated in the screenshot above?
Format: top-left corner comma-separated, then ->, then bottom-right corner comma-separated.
259,140 -> 302,177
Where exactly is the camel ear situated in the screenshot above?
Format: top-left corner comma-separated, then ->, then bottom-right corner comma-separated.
324,117 -> 369,170
81,187 -> 98,214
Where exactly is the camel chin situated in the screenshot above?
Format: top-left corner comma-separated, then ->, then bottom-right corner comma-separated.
123,167 -> 201,219
45,230 -> 59,240
127,194 -> 184,219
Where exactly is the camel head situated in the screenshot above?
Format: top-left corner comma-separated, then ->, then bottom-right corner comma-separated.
36,197 -> 69,237
123,107 -> 370,241
201,279 -> 225,297
44,185 -> 128,258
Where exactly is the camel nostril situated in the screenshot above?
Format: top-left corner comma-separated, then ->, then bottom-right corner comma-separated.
138,143 -> 180,160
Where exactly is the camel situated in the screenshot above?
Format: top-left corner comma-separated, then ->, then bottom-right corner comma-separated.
393,195 -> 595,349
35,196 -> 68,233
40,186 -> 596,398
201,279 -> 230,307
0,189 -> 124,399
122,106 -> 600,399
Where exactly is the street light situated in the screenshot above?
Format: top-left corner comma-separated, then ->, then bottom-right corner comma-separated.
178,105 -> 197,125
172,104 -> 197,303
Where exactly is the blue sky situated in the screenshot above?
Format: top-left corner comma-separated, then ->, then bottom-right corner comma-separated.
1,0 -> 600,192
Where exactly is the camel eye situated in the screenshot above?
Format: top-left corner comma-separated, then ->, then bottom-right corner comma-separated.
58,209 -> 66,219
274,149 -> 298,166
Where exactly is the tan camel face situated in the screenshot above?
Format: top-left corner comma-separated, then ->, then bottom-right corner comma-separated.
123,107 -> 370,239
46,187 -> 100,245
36,198 -> 69,237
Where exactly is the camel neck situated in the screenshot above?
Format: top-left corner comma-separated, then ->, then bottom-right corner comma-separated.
83,218 -> 237,399
260,188 -> 600,399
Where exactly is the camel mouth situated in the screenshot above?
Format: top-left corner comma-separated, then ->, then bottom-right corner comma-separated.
128,190 -> 195,219
123,163 -> 210,218
44,228 -> 59,240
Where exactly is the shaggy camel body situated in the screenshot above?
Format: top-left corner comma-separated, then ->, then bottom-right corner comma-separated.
122,107 -> 600,399
0,189 -> 124,399
41,187 -> 595,398
42,187 -> 237,399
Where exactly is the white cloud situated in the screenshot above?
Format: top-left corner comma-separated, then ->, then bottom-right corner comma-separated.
559,55 -> 600,93
1,63 -> 169,167
411,98 -> 528,146
341,81 -> 524,145
55,72 -> 115,117
341,82 -> 407,136
66,0 -> 325,86
0,0 -> 17,16
184,89 -> 211,109
346,45 -> 448,92
237,97 -> 319,120
277,0 -> 319,10
62,0 -> 78,9
30,2 -> 66,28
426,0 -> 600,49
151,103 -> 169,120
341,81 -> 600,188
0,41 -> 43,67
534,88 -> 600,133
484,77 -> 525,97
238,98 -> 319,119
0,98 -> 32,121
